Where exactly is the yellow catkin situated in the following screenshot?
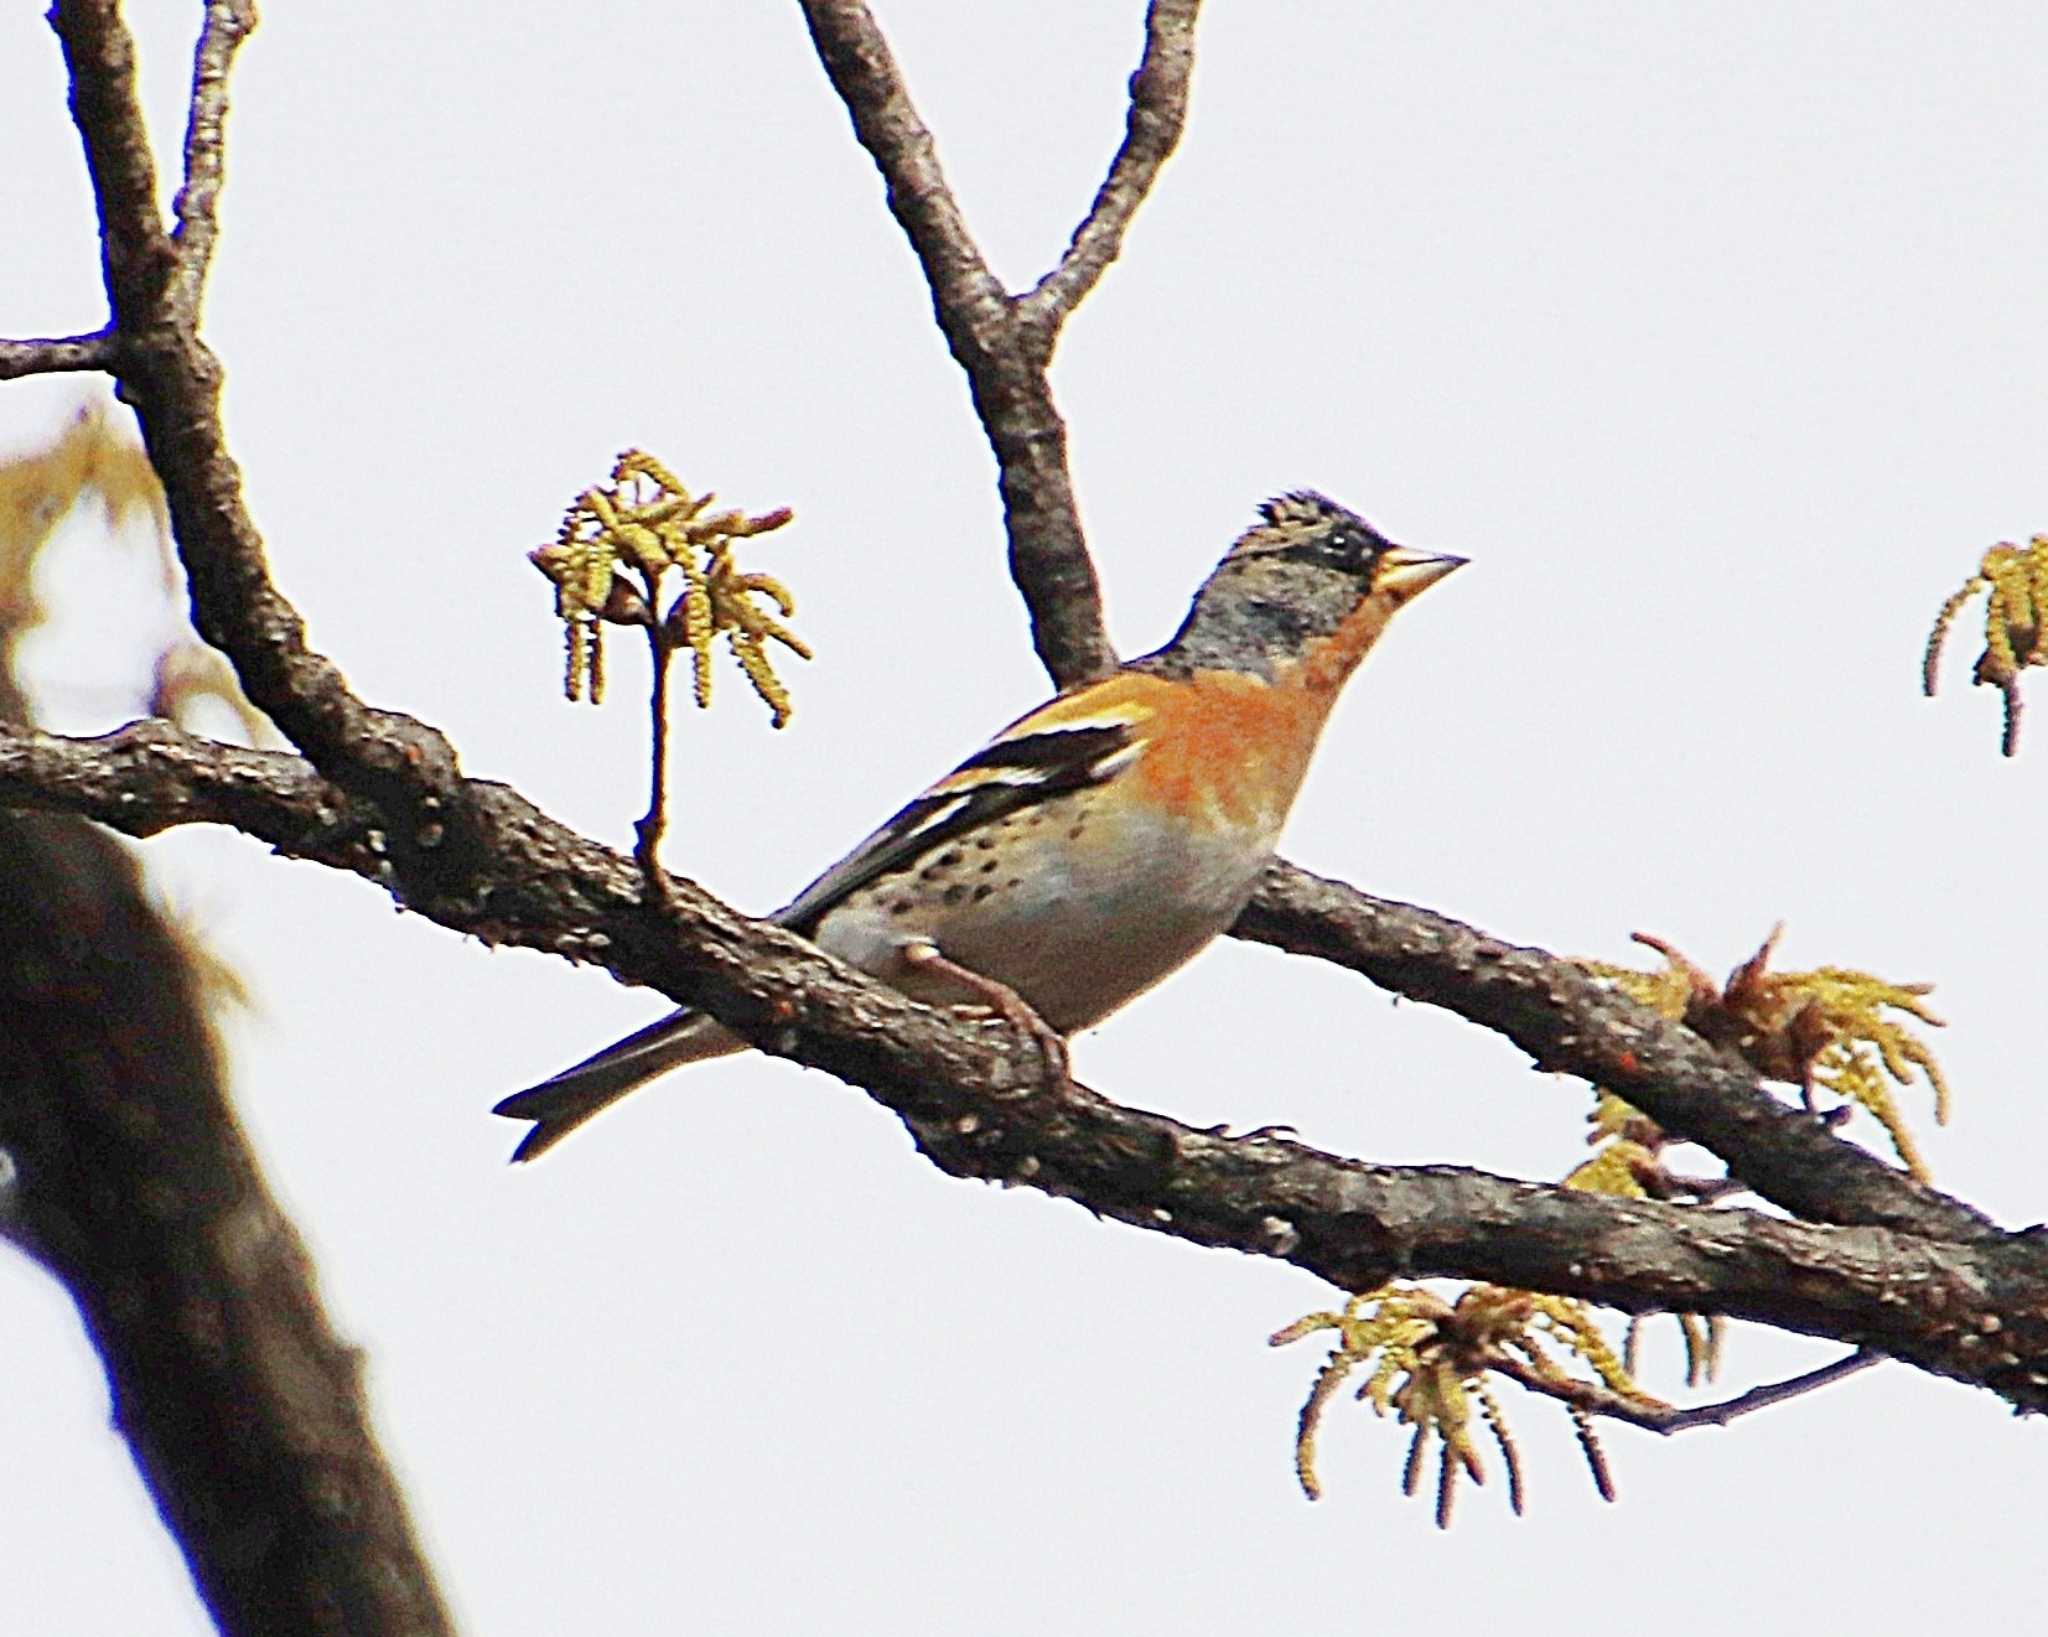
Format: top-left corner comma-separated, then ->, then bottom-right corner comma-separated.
532,450 -> 809,722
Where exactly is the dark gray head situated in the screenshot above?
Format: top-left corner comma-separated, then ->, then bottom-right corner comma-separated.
1141,491 -> 1465,681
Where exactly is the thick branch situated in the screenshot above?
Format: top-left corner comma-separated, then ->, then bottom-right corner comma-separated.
0,804 -> 449,1634
1233,864 -> 1994,1247
6,717 -> 2048,1412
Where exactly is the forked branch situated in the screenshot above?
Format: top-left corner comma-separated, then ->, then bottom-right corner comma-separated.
799,0 -> 1202,685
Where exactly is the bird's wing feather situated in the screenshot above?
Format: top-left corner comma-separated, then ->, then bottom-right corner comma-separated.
775,700 -> 1149,936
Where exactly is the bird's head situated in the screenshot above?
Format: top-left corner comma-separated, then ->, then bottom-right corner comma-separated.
1150,491 -> 1465,688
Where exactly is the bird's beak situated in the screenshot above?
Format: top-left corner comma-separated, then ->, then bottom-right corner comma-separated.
1376,546 -> 1468,600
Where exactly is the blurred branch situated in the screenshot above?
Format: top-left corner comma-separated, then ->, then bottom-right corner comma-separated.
0,810 -> 452,1637
6,714 -> 2048,1416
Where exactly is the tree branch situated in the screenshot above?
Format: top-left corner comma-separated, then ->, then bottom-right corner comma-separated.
12,12 -> 2041,1584
14,11 -> 460,1629
1233,863 -> 1993,1246
1020,0 -> 1200,326
0,331 -> 116,379
783,13 -> 2031,1418
781,7 -> 1976,1261
0,805 -> 454,1637
1496,1349 -> 1883,1435
50,0 -> 173,318
49,0 -> 463,821
6,0 -> 2023,1397
791,5 -> 1984,1255
799,0 -> 1141,686
5,715 -> 2048,1414
165,0 -> 256,321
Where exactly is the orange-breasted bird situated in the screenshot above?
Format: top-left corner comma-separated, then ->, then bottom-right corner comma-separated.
496,491 -> 1463,1159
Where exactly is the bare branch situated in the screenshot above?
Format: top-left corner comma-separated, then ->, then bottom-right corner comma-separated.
1234,861 -> 1996,1248
798,4 -> 1986,1268
48,0 -> 174,318
166,0 -> 258,322
0,717 -> 376,851
1021,0 -> 1201,326
6,717 -> 2048,1414
16,9 -> 2043,1549
0,331 -> 117,379
49,0 -> 462,819
799,0 -> 1128,685
1496,1349 -> 1882,1435
799,2 -> 1007,349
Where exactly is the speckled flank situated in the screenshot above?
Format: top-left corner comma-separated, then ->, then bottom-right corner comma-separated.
870,809 -> 1035,922
816,761 -> 1260,1032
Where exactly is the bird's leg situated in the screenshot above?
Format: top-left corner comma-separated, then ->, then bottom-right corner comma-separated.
899,939 -> 1071,1084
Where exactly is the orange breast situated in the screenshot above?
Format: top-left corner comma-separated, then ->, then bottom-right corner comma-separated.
1118,670 -> 1328,833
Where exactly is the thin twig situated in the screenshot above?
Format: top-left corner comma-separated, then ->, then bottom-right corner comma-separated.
1494,1349 -> 1882,1433
167,0 -> 259,323
634,572 -> 678,902
1021,0 -> 1201,326
0,332 -> 118,380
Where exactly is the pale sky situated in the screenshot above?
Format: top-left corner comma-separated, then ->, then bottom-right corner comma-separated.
4,4 -> 2045,1633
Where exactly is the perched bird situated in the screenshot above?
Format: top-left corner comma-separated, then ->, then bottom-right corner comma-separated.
496,491 -> 1464,1160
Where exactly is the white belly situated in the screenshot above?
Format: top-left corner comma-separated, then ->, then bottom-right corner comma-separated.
811,784 -> 1267,1032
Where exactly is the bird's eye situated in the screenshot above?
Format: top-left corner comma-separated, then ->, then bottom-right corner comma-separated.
1326,528 -> 1372,569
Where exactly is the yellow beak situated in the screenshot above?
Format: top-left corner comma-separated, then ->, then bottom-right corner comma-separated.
1376,546 -> 1468,600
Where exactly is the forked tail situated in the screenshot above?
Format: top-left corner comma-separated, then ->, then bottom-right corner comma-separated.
494,1009 -> 745,1161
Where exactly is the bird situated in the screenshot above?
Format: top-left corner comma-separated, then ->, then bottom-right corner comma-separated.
495,491 -> 1464,1161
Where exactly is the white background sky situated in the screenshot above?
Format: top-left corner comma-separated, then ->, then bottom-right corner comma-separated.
4,3 -> 2046,1632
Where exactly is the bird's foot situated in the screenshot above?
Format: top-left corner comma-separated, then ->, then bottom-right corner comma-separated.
902,940 -> 1071,1085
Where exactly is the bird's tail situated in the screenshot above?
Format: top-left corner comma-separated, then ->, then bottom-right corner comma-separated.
493,1009 -> 747,1162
